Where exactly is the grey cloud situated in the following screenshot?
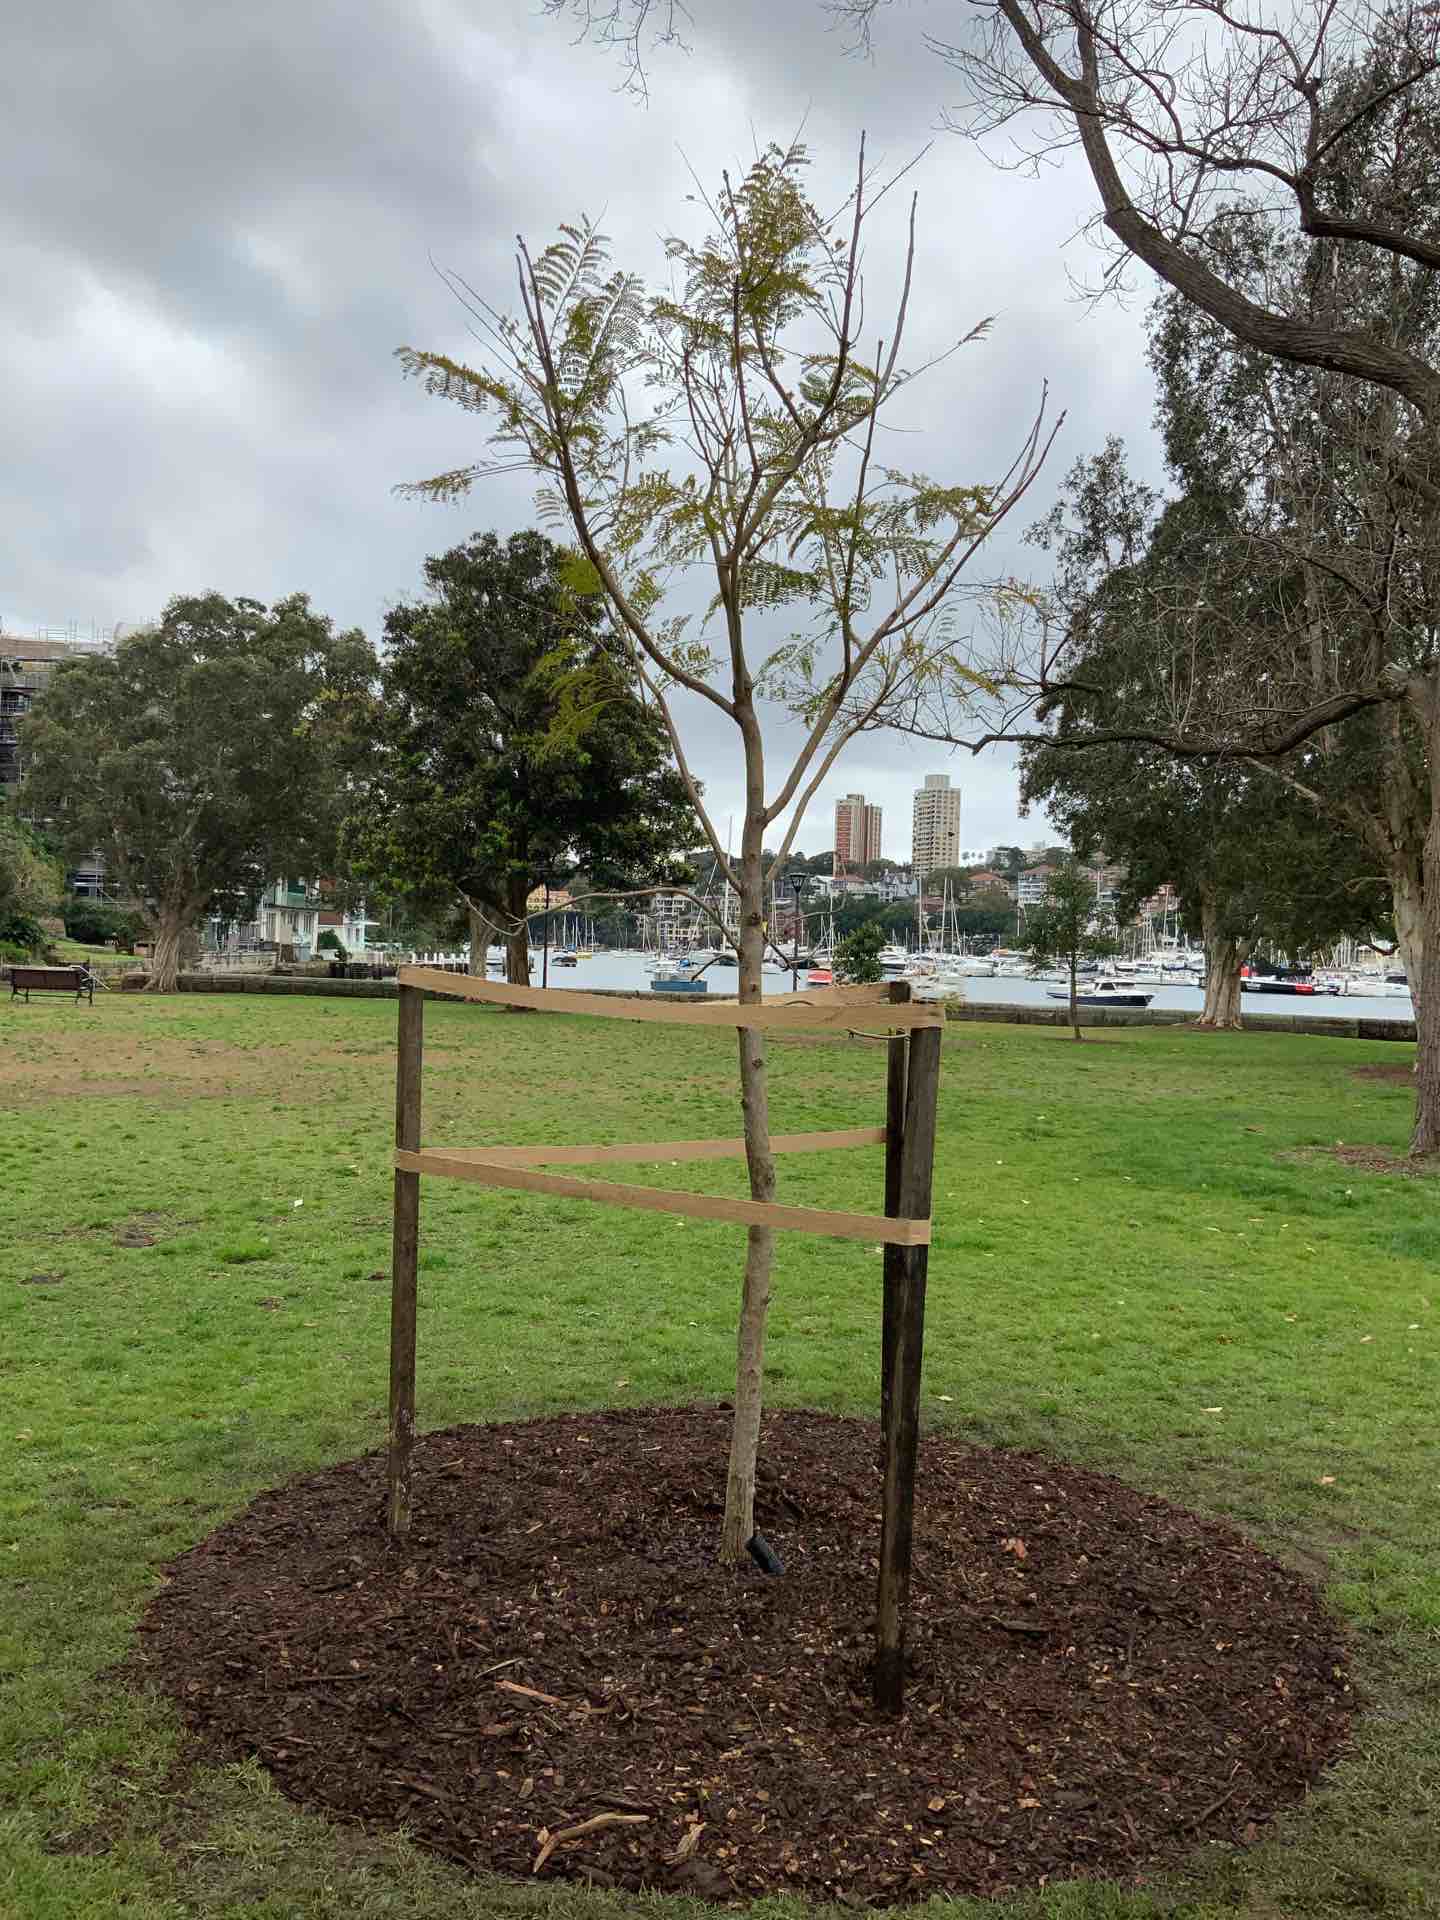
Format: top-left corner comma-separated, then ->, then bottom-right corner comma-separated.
2,0 -> 1167,845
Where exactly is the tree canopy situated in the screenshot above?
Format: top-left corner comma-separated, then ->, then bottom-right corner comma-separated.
1017,860 -> 1120,1039
340,530 -> 695,980
1022,444 -> 1393,1024
17,595 -> 374,990
834,918 -> 887,982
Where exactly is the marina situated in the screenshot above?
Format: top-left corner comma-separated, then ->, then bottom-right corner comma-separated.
397,946 -> 1417,1022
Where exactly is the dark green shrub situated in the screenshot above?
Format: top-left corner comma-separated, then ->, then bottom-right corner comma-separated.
60,898 -> 144,947
835,920 -> 886,984
0,912 -> 46,955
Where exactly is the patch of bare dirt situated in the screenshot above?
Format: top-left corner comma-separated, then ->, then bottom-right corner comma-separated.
1351,1064 -> 1417,1087
1283,1144 -> 1440,1179
113,1214 -> 170,1249
0,1027 -> 461,1108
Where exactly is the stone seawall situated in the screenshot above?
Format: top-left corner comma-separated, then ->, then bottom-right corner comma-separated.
943,1001 -> 1416,1042
172,973 -> 736,1004
166,972 -> 1417,1042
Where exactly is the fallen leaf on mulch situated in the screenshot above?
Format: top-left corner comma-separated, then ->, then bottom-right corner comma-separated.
666,1819 -> 705,1864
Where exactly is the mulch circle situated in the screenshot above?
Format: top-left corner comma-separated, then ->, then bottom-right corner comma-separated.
125,1408 -> 1354,1904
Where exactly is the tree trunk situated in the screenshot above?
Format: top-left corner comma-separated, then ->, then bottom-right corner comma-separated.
1195,892 -> 1248,1030
146,904 -> 189,992
1068,954 -> 1082,1041
1389,861 -> 1424,1011
720,817 -> 778,1563
504,875 -> 531,987
466,902 -> 493,978
1411,686 -> 1440,1155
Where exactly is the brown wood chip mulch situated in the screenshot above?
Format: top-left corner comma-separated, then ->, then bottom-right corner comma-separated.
124,1408 -> 1354,1904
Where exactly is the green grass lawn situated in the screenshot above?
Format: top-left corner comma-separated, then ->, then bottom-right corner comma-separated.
48,939 -> 140,966
1,992 -> 1436,1919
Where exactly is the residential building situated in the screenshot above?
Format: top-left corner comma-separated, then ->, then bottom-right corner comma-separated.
1,630 -> 112,788
1016,863 -> 1061,907
911,773 -> 962,881
814,866 -> 915,904
1,627 -> 120,898
833,792 -> 883,873
1090,862 -> 1126,914
526,883 -> 574,915
965,868 -> 1015,898
210,880 -> 380,959
257,879 -> 321,953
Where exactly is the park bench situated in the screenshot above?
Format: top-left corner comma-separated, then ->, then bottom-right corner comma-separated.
8,965 -> 95,1005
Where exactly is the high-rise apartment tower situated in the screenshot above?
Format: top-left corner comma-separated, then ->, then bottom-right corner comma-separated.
911,773 -> 961,880
833,791 -> 883,873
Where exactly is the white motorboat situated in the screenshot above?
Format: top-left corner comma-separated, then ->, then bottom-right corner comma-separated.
947,952 -> 997,977
1046,978 -> 1154,1008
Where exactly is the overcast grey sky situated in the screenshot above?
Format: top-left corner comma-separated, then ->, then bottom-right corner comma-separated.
1,0 -> 1168,857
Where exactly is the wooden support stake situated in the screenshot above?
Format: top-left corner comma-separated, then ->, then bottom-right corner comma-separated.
881,981 -> 910,1452
387,984 -> 423,1539
874,1017 -> 942,1715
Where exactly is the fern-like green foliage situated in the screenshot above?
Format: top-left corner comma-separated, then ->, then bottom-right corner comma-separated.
396,138 -> 1018,765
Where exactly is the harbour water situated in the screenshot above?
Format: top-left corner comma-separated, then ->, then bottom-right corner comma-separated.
496,950 -> 1415,1022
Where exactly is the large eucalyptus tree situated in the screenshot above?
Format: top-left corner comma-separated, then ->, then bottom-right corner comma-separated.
19,594 -> 374,991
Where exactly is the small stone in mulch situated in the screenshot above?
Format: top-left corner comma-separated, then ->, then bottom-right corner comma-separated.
123,1408 -> 1354,1905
